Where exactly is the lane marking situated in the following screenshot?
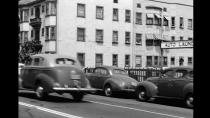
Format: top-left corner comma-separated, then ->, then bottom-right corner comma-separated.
19,102 -> 83,118
85,100 -> 186,118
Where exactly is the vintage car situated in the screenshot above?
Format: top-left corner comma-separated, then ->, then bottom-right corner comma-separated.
135,66 -> 193,108
19,54 -> 96,101
85,66 -> 138,97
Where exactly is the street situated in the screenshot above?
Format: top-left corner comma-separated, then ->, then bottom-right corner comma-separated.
19,90 -> 193,118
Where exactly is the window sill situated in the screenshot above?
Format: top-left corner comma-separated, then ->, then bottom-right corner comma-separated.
96,18 -> 104,20
113,20 -> 119,21
45,14 -> 56,17
136,43 -> 142,45
77,40 -> 85,42
77,15 -> 85,18
125,42 -> 130,44
45,39 -> 56,41
188,28 -> 193,30
136,23 -> 142,25
96,40 -> 103,43
180,27 -> 184,29
125,21 -> 131,23
112,42 -> 118,44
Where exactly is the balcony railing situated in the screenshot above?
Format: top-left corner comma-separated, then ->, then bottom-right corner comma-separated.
30,18 -> 42,28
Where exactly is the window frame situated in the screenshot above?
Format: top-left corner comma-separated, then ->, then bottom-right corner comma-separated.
136,33 -> 142,45
77,3 -> 86,18
125,10 -> 131,23
171,36 -> 175,41
112,54 -> 118,67
96,6 -> 104,20
179,57 -> 184,66
174,69 -> 188,78
188,19 -> 193,30
171,16 -> 175,27
31,30 -> 33,37
146,14 -> 153,25
163,16 -> 169,26
136,12 -> 142,25
77,27 -> 85,42
50,26 -> 56,39
154,56 -> 159,66
77,53 -> 85,67
125,55 -> 130,67
180,36 -> 183,41
113,0 -> 118,3
137,3 -> 141,8
180,17 -> 184,29
95,54 -> 103,67
125,32 -> 130,44
42,28 -> 44,36
42,5 -> 44,13
96,29 -> 104,42
112,31 -> 118,43
146,56 -> 153,67
135,55 -> 142,67
31,8 -> 33,16
163,56 -> 168,66
170,57 -> 175,66
113,8 -> 118,21
188,57 -> 193,66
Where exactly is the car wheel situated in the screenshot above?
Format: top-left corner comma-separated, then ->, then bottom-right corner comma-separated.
185,93 -> 193,108
35,84 -> 48,100
136,87 -> 150,102
104,85 -> 113,97
71,93 -> 84,102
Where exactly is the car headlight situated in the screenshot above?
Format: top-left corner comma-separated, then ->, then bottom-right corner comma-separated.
131,82 -> 137,87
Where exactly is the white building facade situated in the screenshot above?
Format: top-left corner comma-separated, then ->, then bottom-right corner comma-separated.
19,0 -> 193,68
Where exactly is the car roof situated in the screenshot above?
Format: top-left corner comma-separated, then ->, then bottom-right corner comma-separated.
96,65 -> 125,70
31,54 -> 77,60
166,66 -> 193,70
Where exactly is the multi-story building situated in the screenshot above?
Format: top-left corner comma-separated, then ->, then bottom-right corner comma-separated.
18,0 -> 193,68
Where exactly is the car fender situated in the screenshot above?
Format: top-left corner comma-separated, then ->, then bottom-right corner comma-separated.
103,78 -> 123,91
135,81 -> 157,97
35,74 -> 55,92
182,83 -> 193,99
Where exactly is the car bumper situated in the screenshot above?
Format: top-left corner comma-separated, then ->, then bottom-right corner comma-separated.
53,87 -> 96,93
120,89 -> 135,92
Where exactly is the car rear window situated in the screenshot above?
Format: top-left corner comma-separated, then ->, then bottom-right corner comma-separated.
56,58 -> 76,65
113,69 -> 127,75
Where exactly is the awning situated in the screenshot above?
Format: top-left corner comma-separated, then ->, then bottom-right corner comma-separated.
146,34 -> 154,40
164,16 -> 170,20
155,14 -> 161,18
153,34 -> 162,40
146,14 -> 154,18
163,35 -> 171,41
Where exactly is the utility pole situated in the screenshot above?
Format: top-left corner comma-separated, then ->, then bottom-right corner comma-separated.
160,8 -> 164,70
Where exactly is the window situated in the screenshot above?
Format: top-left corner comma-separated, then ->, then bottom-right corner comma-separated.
171,17 -> 175,27
96,6 -> 103,19
113,54 -> 118,67
136,33 -> 142,45
77,28 -> 85,41
77,4 -> 85,17
46,3 -> 49,15
125,10 -> 131,22
180,36 -> 183,41
146,14 -> 153,25
113,31 -> 118,42
42,28 -> 44,36
96,29 -> 103,42
51,2 -> 56,15
94,68 -> 101,74
113,69 -> 127,75
24,10 -> 29,21
46,27 -> 49,39
163,70 -> 173,77
113,8 -> 118,21
56,58 -> 77,66
154,14 -> 161,26
180,17 -> 184,28
175,70 -> 188,78
31,30 -> 33,37
42,5 -> 44,12
77,53 -> 85,67
154,56 -> 158,66
33,58 -> 40,66
188,19 -> 193,29
51,27 -> 56,39
125,32 -> 130,43
188,37 -> 193,41
24,32 -> 28,41
137,3 -> 141,8
163,16 -> 169,26
125,55 -> 130,67
135,55 -> 142,67
146,39 -> 153,46
154,40 -> 161,46
188,57 -> 193,66
179,57 -> 184,66
20,11 -> 23,22
171,36 -> 175,41
136,12 -> 142,25
146,56 -> 152,66
114,0 -> 118,3
96,54 -> 103,66
171,57 -> 175,65
163,57 -> 168,66
101,68 -> 108,75
163,7 -> 167,12
31,8 -> 33,16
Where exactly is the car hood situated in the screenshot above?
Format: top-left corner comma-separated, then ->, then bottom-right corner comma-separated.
111,75 -> 138,85
146,77 -> 159,82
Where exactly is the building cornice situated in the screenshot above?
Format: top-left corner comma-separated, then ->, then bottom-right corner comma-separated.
19,0 -> 57,7
147,0 -> 193,7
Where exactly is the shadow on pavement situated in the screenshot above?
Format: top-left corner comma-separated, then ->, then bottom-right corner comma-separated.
19,91 -> 90,103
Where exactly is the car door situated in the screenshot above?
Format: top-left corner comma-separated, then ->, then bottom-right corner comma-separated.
89,68 -> 101,89
22,58 -> 34,88
168,69 -> 191,97
157,69 -> 174,96
97,68 -> 109,89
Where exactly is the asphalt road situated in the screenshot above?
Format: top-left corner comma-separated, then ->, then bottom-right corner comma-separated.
19,90 -> 193,118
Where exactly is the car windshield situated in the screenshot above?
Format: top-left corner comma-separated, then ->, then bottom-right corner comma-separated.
56,58 -> 77,65
113,69 -> 127,75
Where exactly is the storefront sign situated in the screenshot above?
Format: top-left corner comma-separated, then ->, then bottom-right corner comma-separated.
161,41 -> 193,49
